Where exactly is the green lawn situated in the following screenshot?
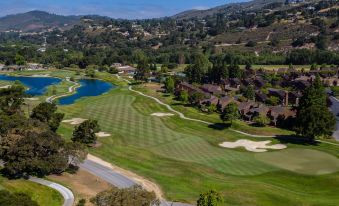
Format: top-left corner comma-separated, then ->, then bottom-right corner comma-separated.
0,80 -> 12,87
0,176 -> 63,206
57,84 -> 339,205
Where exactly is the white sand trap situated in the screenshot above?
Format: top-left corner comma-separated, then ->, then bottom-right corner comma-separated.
24,97 -> 39,101
219,139 -> 286,152
151,113 -> 174,117
62,118 -> 87,125
95,132 -> 111,137
0,85 -> 11,89
31,74 -> 50,77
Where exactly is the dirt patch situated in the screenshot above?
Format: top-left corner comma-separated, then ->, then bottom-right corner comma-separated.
151,113 -> 174,117
87,154 -> 165,200
219,139 -> 286,152
49,169 -> 111,205
62,118 -> 87,125
95,132 -> 111,138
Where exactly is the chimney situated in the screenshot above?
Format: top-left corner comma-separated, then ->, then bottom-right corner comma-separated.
284,91 -> 289,106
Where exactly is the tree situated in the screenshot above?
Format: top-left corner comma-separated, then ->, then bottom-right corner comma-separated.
0,123 -> 69,178
189,92 -> 205,106
294,76 -> 336,139
134,59 -> 150,81
185,53 -> 212,83
15,54 -> 26,65
178,90 -> 189,103
220,103 -> 240,124
243,86 -> 255,100
0,83 -> 25,115
72,120 -> 100,145
164,77 -> 175,93
228,64 -> 242,78
197,190 -> 223,206
0,191 -> 38,206
91,185 -> 160,206
253,115 -> 270,127
85,68 -> 96,78
266,96 -> 280,106
245,41 -> 257,47
30,102 -> 65,132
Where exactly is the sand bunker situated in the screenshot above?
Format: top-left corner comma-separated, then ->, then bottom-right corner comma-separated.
95,132 -> 111,137
219,139 -> 286,152
62,118 -> 87,125
31,74 -> 50,77
151,113 -> 174,117
0,85 -> 11,89
24,97 -> 39,101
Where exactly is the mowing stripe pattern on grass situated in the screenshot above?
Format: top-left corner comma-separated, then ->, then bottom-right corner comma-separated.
60,91 -> 278,176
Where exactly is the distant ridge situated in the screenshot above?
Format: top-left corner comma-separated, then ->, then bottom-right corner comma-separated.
0,10 -> 81,32
172,0 -> 286,19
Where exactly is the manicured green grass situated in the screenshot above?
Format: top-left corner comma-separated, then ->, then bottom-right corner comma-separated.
255,148 -> 339,175
0,80 -> 12,87
57,84 -> 339,205
0,176 -> 63,206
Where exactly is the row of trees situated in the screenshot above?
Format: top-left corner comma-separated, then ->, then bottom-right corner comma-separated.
89,186 -> 223,206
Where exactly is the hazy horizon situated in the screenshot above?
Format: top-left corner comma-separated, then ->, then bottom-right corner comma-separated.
1,0 -> 248,19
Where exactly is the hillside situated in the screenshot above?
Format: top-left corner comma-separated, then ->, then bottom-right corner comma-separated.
173,0 -> 288,19
0,11 -> 81,32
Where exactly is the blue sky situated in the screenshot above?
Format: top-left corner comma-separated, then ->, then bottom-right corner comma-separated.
1,0 -> 246,19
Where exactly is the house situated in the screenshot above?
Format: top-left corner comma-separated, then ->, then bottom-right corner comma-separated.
254,77 -> 266,88
268,88 -> 288,106
255,92 -> 268,103
116,65 -> 137,75
111,63 -> 122,68
200,84 -> 223,96
217,96 -> 236,111
221,78 -> 241,92
176,82 -> 209,97
250,104 -> 270,118
268,106 -> 296,126
288,91 -> 302,106
293,80 -> 311,90
200,95 -> 219,106
238,101 -> 258,120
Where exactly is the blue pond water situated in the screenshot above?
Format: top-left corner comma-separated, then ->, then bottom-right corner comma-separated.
0,74 -> 61,96
58,79 -> 114,105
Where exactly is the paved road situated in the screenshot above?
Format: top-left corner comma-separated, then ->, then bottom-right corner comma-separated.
329,96 -> 339,141
29,177 -> 74,206
80,158 -> 194,206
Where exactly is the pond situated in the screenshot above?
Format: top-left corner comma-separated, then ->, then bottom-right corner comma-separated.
58,79 -> 114,105
0,74 -> 61,96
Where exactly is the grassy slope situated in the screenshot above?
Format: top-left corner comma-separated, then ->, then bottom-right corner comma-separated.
57,84 -> 339,206
0,176 -> 63,206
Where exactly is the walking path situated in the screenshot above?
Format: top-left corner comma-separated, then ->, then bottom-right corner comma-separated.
46,78 -> 80,103
29,177 -> 74,206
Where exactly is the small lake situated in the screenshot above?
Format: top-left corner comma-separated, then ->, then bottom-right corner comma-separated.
0,74 -> 61,96
58,79 -> 114,105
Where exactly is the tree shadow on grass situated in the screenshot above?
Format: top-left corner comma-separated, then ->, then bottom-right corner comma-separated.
208,122 -> 231,130
274,135 -> 319,146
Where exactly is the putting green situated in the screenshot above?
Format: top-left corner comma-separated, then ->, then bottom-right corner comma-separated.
255,148 -> 339,175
